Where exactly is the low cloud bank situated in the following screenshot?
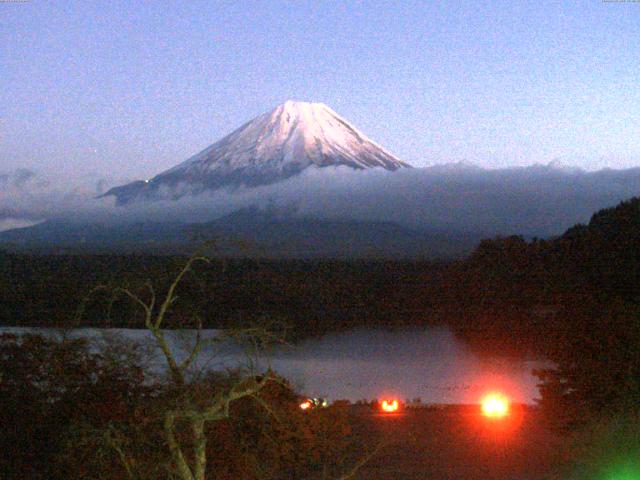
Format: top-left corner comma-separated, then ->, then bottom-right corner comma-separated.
1,163 -> 640,237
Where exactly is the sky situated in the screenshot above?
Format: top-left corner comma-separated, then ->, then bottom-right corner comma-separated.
2,0 -> 640,182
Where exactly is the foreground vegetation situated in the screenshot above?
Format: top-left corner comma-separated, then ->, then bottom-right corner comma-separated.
0,332 -> 369,480
1,254 -> 374,480
2,197 -> 640,478
3,331 -> 637,480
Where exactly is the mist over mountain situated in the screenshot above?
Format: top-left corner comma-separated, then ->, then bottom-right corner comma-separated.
1,101 -> 639,256
2,162 -> 640,257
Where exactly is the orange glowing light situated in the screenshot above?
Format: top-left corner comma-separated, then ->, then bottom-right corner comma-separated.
381,399 -> 399,413
481,393 -> 509,418
299,401 -> 311,410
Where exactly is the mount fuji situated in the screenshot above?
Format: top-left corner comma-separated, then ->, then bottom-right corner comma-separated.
7,101 -> 640,258
105,101 -> 411,204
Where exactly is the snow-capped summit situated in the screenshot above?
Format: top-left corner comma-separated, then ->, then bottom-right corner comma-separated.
105,101 -> 411,204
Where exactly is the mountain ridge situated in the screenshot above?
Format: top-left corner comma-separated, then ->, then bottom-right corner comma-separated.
0,208 -> 479,259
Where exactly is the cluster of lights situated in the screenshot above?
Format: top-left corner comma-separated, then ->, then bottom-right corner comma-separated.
300,392 -> 511,420
299,398 -> 328,410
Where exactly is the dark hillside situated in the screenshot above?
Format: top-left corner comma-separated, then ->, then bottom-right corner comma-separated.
0,253 -> 444,339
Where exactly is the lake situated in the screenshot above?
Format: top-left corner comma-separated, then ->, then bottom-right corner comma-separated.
1,326 -> 541,404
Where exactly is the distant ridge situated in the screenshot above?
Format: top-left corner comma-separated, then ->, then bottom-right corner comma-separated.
0,209 -> 479,259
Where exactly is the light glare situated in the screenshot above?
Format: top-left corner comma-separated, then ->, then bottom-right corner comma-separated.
481,393 -> 509,418
381,399 -> 399,412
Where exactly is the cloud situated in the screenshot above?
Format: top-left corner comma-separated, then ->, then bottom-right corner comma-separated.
0,218 -> 42,233
1,163 -> 640,238
0,168 -> 37,188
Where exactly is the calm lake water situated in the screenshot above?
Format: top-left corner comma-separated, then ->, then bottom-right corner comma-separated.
2,326 -> 541,404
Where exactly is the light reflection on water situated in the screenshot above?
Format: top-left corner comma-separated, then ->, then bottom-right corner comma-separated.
267,328 -> 542,404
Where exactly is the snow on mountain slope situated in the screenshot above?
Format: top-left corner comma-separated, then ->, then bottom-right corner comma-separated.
105,101 -> 411,204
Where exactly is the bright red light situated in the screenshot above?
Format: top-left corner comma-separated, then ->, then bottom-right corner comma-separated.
299,400 -> 311,410
480,392 -> 509,418
381,399 -> 399,413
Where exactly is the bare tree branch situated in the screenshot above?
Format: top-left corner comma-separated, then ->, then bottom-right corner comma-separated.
87,248 -> 291,480
155,255 -> 209,330
334,440 -> 386,480
164,412 -> 195,480
105,425 -> 138,480
179,316 -> 203,373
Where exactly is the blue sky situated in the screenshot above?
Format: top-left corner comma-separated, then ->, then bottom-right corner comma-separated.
2,0 -> 639,180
